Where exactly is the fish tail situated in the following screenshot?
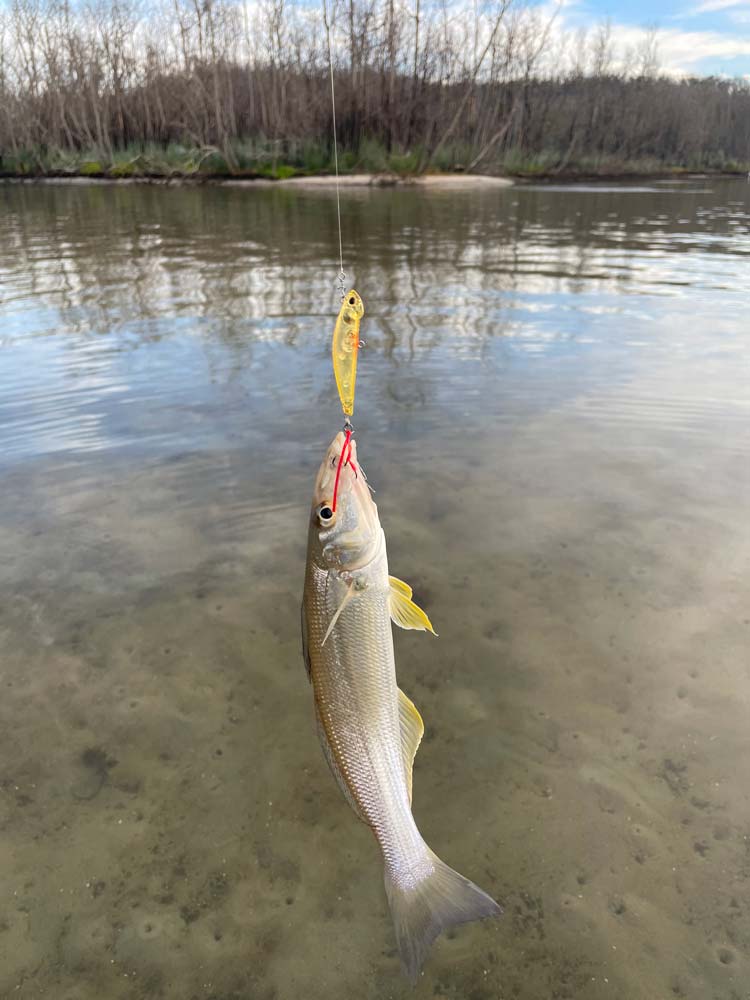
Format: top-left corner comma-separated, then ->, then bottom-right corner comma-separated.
384,849 -> 502,982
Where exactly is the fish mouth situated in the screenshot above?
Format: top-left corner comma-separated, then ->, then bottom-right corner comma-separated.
313,432 -> 378,541
313,431 -> 348,506
314,432 -> 364,499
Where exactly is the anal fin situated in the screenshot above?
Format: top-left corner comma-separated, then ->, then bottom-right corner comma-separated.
398,687 -> 424,805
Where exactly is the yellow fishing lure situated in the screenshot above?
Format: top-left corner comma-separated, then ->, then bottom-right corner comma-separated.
332,290 -> 364,417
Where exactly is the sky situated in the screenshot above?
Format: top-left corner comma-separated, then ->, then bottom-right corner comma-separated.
557,0 -> 750,77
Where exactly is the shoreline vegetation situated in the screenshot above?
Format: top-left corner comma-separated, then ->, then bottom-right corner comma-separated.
1,0 -> 749,187
1,166 -> 748,187
0,170 -> 515,186
0,143 -> 747,186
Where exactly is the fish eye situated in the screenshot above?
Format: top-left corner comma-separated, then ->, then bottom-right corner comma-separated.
317,504 -> 335,524
348,296 -> 355,305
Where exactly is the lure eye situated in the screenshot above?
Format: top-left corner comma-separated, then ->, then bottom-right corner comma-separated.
317,504 -> 335,525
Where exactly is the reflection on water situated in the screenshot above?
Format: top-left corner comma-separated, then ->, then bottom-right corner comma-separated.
0,179 -> 749,999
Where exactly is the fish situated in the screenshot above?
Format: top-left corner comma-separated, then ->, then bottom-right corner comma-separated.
302,431 -> 502,980
331,290 -> 364,417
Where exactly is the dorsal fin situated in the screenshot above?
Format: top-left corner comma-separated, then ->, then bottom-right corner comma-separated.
398,688 -> 424,804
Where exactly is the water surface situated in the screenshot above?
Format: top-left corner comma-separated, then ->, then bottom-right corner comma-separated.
1,178 -> 749,1000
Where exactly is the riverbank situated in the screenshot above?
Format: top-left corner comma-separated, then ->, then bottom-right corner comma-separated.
0,172 -> 515,189
2,159 -> 748,189
2,169 -> 746,191
1,142 -> 747,187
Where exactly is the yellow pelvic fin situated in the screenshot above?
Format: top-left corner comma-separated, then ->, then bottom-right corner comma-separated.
388,577 -> 437,635
398,687 -> 424,805
388,575 -> 413,599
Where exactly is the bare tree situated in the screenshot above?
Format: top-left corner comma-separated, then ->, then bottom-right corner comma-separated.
0,0 -> 747,177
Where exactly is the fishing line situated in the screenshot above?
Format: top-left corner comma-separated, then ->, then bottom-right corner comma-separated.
322,0 -> 346,300
331,427 -> 352,513
322,0 -> 359,512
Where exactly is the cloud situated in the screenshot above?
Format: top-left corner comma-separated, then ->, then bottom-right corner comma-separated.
549,6 -> 750,76
637,26 -> 750,74
641,29 -> 749,74
689,0 -> 749,13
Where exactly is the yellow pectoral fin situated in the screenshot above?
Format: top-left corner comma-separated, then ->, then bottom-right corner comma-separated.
389,577 -> 437,635
398,688 -> 424,805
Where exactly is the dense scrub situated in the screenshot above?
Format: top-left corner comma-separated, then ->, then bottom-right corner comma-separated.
1,0 -> 748,177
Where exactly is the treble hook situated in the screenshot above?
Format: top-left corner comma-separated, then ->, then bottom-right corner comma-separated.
344,417 -> 360,467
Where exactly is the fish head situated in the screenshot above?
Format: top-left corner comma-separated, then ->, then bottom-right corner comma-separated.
309,432 -> 380,571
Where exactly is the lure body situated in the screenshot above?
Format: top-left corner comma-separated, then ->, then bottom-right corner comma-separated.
332,290 -> 364,417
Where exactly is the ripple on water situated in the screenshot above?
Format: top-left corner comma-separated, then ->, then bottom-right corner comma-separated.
1,178 -> 750,1000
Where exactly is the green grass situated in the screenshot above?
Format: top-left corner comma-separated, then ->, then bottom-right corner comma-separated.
79,160 -> 104,176
0,137 -> 458,179
1,139 -> 747,181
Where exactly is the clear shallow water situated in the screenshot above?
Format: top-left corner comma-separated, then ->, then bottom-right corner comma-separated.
0,178 -> 749,1000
